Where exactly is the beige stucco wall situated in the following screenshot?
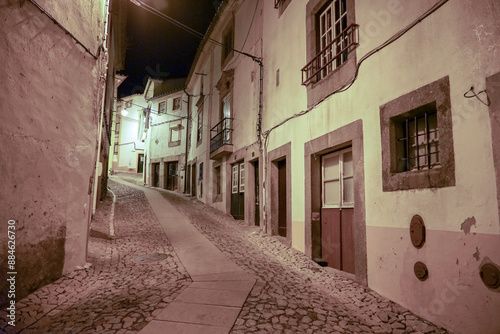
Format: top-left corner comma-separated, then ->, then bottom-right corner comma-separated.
262,0 -> 500,333
0,0 -> 106,303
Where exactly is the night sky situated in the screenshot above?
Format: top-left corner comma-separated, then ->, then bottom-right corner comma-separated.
118,0 -> 220,97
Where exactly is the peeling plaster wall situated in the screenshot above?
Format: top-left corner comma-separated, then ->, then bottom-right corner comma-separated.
262,0 -> 500,333
0,0 -> 106,304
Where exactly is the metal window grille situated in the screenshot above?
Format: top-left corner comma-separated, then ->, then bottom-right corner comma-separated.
398,112 -> 440,172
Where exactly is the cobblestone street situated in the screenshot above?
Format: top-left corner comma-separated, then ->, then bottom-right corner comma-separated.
1,176 -> 447,333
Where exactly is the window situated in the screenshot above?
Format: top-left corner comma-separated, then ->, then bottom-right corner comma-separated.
169,125 -> 181,147
197,109 -> 203,143
232,165 -> 239,194
115,121 -> 120,134
322,148 -> 353,208
380,76 -> 455,191
394,105 -> 439,172
113,144 -> 118,155
199,162 -> 203,181
173,97 -> 181,110
239,163 -> 245,193
221,19 -> 234,67
222,93 -> 232,143
158,101 -> 166,115
303,0 -> 358,106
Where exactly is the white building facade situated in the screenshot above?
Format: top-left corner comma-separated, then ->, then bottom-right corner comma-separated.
143,78 -> 188,192
113,94 -> 147,174
183,0 -> 500,333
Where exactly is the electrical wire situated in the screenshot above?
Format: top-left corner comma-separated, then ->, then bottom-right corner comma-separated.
131,0 -> 261,63
262,0 -> 449,141
28,0 -> 100,60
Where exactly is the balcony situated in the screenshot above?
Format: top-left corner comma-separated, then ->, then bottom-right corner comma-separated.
210,117 -> 233,160
301,24 -> 359,86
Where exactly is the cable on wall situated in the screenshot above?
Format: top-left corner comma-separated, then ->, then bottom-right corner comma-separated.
28,0 -> 100,60
262,0 -> 450,141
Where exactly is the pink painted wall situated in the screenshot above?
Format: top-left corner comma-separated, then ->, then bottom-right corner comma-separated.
0,1 -> 106,303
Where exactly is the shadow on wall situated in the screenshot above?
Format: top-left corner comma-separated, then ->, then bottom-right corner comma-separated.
0,226 -> 66,307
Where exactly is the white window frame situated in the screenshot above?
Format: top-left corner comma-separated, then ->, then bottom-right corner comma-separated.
239,163 -> 245,193
319,0 -> 348,78
321,147 -> 353,209
232,165 -> 239,194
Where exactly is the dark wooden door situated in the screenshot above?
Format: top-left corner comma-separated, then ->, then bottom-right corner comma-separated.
191,163 -> 196,197
137,154 -> 144,173
278,160 -> 287,237
253,161 -> 260,226
321,148 -> 355,274
166,162 -> 178,191
153,163 -> 160,187
231,162 -> 245,220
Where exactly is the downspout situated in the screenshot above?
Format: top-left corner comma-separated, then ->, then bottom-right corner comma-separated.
256,59 -> 266,233
183,89 -> 191,193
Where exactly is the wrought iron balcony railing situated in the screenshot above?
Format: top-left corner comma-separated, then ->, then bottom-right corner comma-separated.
301,24 -> 359,86
210,117 -> 233,153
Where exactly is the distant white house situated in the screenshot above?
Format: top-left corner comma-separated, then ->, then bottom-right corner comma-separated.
112,94 -> 147,173
142,77 -> 188,192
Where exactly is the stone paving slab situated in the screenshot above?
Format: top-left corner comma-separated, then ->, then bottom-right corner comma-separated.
189,280 -> 256,291
110,178 -> 255,334
175,287 -> 250,308
139,320 -> 229,334
156,301 -> 241,326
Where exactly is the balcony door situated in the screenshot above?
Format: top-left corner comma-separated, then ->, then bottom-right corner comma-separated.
221,92 -> 232,143
231,162 -> 244,220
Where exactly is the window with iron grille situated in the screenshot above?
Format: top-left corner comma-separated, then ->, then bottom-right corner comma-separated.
395,104 -> 439,172
380,76 -> 455,191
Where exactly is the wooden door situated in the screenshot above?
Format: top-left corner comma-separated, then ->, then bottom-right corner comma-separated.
166,162 -> 178,191
153,163 -> 160,188
321,148 -> 355,274
278,160 -> 287,237
137,154 -> 144,173
231,162 -> 245,220
191,164 -> 197,197
253,161 -> 260,226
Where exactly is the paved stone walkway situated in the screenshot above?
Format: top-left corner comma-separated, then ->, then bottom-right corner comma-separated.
1,180 -> 190,334
0,175 -> 448,333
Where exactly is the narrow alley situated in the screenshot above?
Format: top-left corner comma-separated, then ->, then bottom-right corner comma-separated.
1,174 -> 446,334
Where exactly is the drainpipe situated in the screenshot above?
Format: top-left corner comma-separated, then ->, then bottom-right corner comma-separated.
183,89 -> 191,193
256,59 -> 266,233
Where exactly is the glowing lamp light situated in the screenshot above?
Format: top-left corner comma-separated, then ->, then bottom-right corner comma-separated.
121,109 -> 128,116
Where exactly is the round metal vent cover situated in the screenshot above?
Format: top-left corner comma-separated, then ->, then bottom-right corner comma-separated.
414,261 -> 429,281
410,215 -> 426,249
134,253 -> 169,263
480,263 -> 500,289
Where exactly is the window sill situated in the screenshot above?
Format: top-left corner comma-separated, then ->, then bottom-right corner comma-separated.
305,57 -> 356,108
